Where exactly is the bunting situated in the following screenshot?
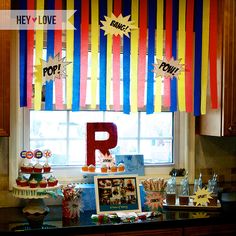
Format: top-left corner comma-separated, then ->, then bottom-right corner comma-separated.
19,0 -> 219,116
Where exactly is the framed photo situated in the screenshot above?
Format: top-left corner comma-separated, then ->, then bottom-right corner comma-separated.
94,175 -> 141,214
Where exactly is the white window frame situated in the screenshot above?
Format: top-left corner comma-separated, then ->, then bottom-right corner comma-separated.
9,31 -> 195,190
27,110 -> 174,166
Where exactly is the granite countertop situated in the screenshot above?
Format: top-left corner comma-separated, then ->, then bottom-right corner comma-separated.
0,202 -> 236,235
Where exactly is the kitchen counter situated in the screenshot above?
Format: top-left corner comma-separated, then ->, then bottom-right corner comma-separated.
1,202 -> 236,236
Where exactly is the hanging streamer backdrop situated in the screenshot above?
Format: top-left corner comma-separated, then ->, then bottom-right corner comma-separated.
19,0 -> 218,116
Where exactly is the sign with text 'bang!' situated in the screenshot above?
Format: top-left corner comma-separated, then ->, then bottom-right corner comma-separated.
100,13 -> 137,37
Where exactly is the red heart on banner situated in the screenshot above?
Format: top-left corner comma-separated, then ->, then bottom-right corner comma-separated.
32,17 -> 37,23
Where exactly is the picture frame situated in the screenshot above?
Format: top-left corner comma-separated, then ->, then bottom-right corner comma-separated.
94,175 -> 141,214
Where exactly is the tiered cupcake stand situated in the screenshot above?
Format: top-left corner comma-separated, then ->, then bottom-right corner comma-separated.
13,172 -> 60,215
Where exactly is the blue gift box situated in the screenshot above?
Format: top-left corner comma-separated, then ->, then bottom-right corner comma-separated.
76,183 -> 146,211
77,183 -> 96,211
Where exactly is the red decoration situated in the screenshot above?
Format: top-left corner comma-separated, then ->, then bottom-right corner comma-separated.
26,151 -> 34,159
86,123 -> 118,166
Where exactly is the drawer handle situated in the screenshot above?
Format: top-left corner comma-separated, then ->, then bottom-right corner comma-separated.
228,126 -> 232,131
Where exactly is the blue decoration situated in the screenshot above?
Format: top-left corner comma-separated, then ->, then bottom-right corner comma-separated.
72,0 -> 81,111
45,0 -> 55,111
170,0 -> 178,112
194,0 -> 203,116
146,0 -> 157,114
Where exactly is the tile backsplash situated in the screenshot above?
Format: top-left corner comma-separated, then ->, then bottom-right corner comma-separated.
195,135 -> 236,185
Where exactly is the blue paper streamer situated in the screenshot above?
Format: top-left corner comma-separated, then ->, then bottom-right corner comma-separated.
123,0 -> 131,114
146,0 -> 157,114
45,0 -> 55,111
194,0 -> 203,116
19,0 -> 27,107
72,0 -> 81,111
170,0 -> 178,112
99,0 -> 107,111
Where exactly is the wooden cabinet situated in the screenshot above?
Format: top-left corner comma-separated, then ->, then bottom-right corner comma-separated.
184,224 -> 236,236
199,0 -> 236,136
107,228 -> 183,236
0,0 -> 10,136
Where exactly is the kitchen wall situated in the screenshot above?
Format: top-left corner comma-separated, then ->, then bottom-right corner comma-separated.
195,135 -> 236,186
0,137 -> 9,191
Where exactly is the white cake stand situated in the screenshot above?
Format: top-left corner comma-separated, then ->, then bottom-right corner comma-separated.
13,183 -> 60,228
13,184 -> 60,215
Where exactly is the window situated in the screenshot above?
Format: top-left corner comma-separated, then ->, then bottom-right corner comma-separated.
29,110 -> 174,166
9,32 -> 194,190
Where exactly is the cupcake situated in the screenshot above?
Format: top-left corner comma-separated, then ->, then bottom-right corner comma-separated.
39,178 -> 48,188
29,178 -> 38,188
43,163 -> 51,173
111,165 -> 117,172
19,178 -> 28,187
101,164 -> 108,173
82,164 -> 88,172
20,162 -> 27,172
25,162 -> 34,173
88,164 -> 96,172
34,163 -> 43,173
47,175 -> 58,187
16,175 -> 24,186
117,163 -> 125,172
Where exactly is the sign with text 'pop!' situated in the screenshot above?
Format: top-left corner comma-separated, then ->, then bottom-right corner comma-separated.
34,53 -> 71,82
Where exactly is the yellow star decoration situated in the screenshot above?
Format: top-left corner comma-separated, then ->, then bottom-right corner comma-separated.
152,57 -> 185,79
192,187 -> 213,206
34,53 -> 71,83
192,212 -> 210,219
100,13 -> 137,38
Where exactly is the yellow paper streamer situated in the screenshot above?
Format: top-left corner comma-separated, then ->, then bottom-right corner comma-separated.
66,0 -> 74,109
154,0 -> 164,112
177,0 -> 186,111
201,0 -> 210,115
91,0 -> 99,109
106,0 -> 113,109
34,0 -> 44,110
130,0 -> 139,112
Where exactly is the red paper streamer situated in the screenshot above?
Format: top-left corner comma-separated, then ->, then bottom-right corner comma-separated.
113,0 -> 122,111
209,0 -> 218,109
137,0 -> 147,109
80,0 -> 89,108
54,0 -> 63,109
164,0 -> 172,108
185,0 -> 194,112
26,0 -> 34,108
